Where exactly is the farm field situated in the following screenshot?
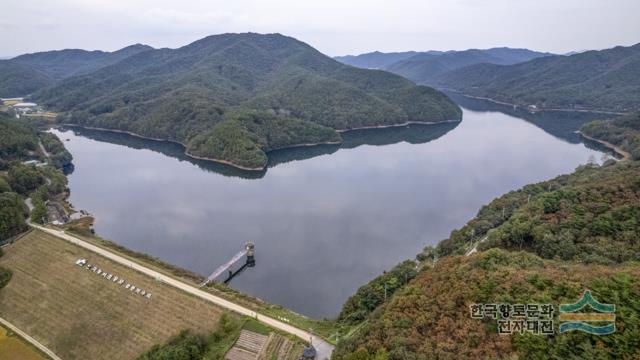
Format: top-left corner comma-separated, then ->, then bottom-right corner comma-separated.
0,325 -> 48,360
24,112 -> 57,119
261,332 -> 304,360
224,326 -> 305,360
0,230 -> 226,360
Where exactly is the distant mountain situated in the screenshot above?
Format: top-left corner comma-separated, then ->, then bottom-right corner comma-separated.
334,51 -> 441,69
0,44 -> 153,97
564,50 -> 588,56
0,61 -> 52,97
387,47 -> 551,84
435,43 -> 640,113
11,44 -> 153,80
34,33 -> 461,170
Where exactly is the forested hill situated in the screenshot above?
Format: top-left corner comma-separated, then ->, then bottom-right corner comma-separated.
0,44 -> 153,97
334,48 -> 550,84
334,248 -> 640,360
10,44 -> 153,81
435,43 -> 640,113
0,61 -> 52,98
386,47 -> 550,85
33,33 -> 461,170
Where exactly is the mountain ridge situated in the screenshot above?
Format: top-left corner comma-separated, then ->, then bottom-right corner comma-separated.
434,43 -> 640,112
334,51 -> 434,69
334,47 -> 552,84
386,47 -> 551,84
0,44 -> 153,97
29,33 -> 461,170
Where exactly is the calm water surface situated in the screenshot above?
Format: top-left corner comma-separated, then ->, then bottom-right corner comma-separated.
51,105 -> 609,318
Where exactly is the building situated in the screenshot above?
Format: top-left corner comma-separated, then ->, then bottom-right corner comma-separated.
0,97 -> 24,106
22,159 -> 48,167
13,102 -> 38,108
12,102 -> 39,115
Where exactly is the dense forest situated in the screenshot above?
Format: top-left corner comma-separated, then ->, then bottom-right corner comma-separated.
0,60 -> 52,97
334,249 -> 640,359
335,48 -> 550,85
582,112 -> 640,160
28,33 -> 460,169
333,112 -> 640,359
0,113 -> 71,241
0,113 -> 40,168
0,44 -> 152,97
435,160 -> 640,263
386,48 -> 550,85
435,44 -> 640,113
9,44 -> 153,81
0,114 -> 36,241
187,110 -> 341,169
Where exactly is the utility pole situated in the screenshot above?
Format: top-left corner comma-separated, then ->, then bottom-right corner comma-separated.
384,282 -> 388,301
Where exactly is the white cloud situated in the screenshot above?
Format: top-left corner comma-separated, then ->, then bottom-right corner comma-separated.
1,0 -> 639,57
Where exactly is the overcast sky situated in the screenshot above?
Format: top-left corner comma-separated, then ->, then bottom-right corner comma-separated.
2,0 -> 639,57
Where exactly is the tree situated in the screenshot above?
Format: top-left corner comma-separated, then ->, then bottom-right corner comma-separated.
344,349 -> 371,360
31,192 -> 47,224
0,177 -> 10,193
372,348 -> 390,360
0,267 -> 11,290
7,163 -> 44,195
0,192 -> 27,240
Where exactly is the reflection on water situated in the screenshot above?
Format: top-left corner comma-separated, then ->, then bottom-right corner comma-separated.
52,107 -> 607,318
446,92 -> 617,146
268,121 -> 459,169
59,126 -> 266,179
63,121 -> 459,179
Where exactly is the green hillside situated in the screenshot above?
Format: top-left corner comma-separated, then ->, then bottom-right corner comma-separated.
0,61 -> 52,97
334,250 -> 640,360
0,45 -> 152,98
0,111 -> 72,241
334,51 -> 431,69
435,44 -> 640,113
582,112 -> 640,160
387,47 -> 550,85
34,33 -> 461,169
11,44 -> 153,80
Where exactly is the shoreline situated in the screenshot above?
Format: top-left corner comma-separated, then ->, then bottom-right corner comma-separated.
577,131 -> 632,161
335,119 -> 460,132
268,140 -> 343,152
60,119 -> 460,171
60,124 -> 267,171
444,91 -> 628,116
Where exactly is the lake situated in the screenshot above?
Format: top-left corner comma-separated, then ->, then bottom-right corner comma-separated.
51,100 -> 611,319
